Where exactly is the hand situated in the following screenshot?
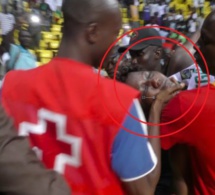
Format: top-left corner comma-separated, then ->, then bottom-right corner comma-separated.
154,82 -> 185,108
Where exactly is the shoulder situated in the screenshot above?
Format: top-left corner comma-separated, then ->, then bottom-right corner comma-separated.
98,76 -> 140,106
162,86 -> 210,121
3,65 -> 47,91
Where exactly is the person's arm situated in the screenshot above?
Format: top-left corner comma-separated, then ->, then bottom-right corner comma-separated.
6,44 -> 20,71
114,84 -> 184,195
169,144 -> 193,195
0,104 -> 71,195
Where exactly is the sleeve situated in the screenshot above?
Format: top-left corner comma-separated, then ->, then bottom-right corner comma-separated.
160,94 -> 190,150
169,64 -> 196,86
0,105 -> 71,195
7,44 -> 20,70
187,72 -> 215,90
111,99 -> 157,182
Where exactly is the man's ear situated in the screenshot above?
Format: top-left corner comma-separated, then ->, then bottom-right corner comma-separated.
154,47 -> 163,59
85,23 -> 99,44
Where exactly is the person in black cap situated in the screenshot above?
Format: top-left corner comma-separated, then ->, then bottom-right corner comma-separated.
117,28 -> 177,195
118,28 -> 164,72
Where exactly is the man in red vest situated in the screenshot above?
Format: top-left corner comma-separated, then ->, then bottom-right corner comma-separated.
1,0 -> 183,194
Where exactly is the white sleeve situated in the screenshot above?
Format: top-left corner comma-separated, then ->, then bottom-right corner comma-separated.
169,64 -> 196,85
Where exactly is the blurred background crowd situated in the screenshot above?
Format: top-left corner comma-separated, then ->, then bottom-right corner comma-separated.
0,0 -> 213,78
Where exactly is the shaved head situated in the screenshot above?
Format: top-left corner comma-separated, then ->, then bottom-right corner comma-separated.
62,0 -> 119,23
58,0 -> 121,68
62,0 -> 120,36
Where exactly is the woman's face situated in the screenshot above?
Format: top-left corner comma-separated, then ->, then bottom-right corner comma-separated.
125,71 -> 176,107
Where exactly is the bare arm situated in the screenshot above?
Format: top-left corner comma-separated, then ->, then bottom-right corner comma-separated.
0,105 -> 71,195
122,84 -> 185,195
170,144 -> 193,195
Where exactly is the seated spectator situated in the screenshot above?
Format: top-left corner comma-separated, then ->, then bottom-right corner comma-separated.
6,29 -> 37,71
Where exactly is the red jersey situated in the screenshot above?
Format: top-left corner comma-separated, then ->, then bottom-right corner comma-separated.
1,58 -> 154,195
2,58 -> 156,195
161,84 -> 215,195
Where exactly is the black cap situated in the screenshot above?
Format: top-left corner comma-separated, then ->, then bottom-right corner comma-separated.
118,28 -> 162,53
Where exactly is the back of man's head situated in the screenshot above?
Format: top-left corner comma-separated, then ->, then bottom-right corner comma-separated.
59,0 -> 122,67
62,0 -> 119,37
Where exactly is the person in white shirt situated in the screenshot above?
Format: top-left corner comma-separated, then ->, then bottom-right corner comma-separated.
171,64 -> 215,90
0,8 -> 15,36
157,1 -> 166,18
193,0 -> 199,8
134,0 -> 139,6
0,7 -> 16,48
149,0 -> 159,17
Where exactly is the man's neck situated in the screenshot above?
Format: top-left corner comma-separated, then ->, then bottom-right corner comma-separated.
57,38 -> 93,67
